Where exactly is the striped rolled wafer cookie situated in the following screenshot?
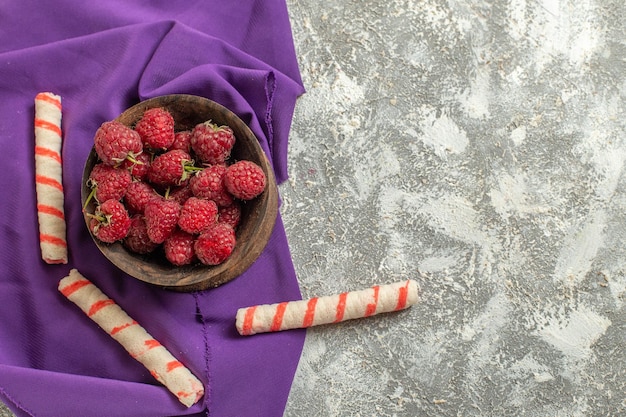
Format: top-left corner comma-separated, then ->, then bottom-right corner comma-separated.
58,269 -> 204,407
236,279 -> 418,336
34,92 -> 67,264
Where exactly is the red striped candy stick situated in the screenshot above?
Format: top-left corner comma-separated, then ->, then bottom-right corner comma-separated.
58,269 -> 204,407
236,279 -> 418,336
34,92 -> 67,264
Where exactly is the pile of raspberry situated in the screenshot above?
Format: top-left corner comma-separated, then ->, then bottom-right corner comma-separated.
85,107 -> 267,267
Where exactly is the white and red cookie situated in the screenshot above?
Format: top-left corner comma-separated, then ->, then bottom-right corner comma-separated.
58,269 -> 204,407
236,279 -> 418,336
34,92 -> 67,264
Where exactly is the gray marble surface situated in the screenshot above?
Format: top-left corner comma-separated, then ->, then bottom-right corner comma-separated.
2,0 -> 625,416
281,0 -> 625,416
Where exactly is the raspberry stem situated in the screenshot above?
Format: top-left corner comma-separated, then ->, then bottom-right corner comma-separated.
113,151 -> 143,168
202,120 -> 229,132
82,187 -> 97,212
124,152 -> 145,166
180,160 -> 203,183
85,211 -> 112,226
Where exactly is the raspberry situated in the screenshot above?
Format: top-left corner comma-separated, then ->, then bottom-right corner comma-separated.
189,164 -> 233,207
191,121 -> 235,164
168,184 -> 194,206
88,163 -> 132,203
123,215 -> 159,254
224,160 -> 266,200
170,130 -> 193,153
135,107 -> 175,151
178,197 -> 218,234
146,149 -> 196,187
120,151 -> 152,180
94,120 -> 142,166
218,202 -> 242,228
88,162 -> 113,184
194,223 -> 236,265
89,199 -> 132,243
164,229 -> 196,266
124,181 -> 158,214
144,197 -> 181,244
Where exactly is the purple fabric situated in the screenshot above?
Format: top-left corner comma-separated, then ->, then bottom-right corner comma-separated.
0,2 -> 306,417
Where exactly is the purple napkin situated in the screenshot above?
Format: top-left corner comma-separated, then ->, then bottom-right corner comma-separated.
0,2 -> 306,416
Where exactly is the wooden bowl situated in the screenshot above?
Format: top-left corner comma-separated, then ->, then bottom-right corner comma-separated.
81,94 -> 278,292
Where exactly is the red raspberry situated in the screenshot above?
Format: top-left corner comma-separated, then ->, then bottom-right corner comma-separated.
88,163 -> 110,185
218,202 -> 242,228
89,199 -> 132,243
194,223 -> 236,265
123,215 -> 159,254
170,130 -> 193,153
144,197 -> 181,244
164,229 -> 196,266
146,149 -> 195,187
168,184 -> 194,206
120,151 -> 152,180
189,164 -> 233,207
124,181 -> 158,214
88,163 -> 132,203
178,197 -> 218,234
135,107 -> 175,151
224,160 -> 266,200
191,121 -> 235,164
94,120 -> 142,166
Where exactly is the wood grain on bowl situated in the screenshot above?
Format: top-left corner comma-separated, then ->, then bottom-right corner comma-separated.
81,95 -> 278,291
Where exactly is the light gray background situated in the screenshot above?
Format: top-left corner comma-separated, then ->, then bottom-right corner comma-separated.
281,0 -> 625,415
2,0 -> 625,415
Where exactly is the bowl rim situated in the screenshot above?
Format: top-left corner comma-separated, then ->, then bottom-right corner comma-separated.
81,94 -> 279,291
